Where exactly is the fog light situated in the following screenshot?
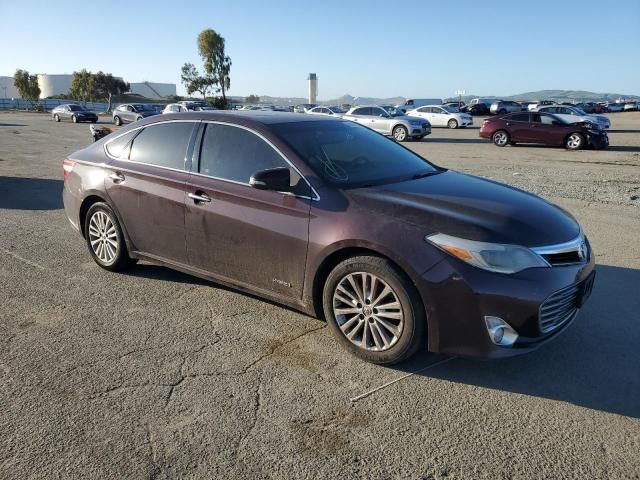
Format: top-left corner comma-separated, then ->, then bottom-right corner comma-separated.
484,316 -> 519,347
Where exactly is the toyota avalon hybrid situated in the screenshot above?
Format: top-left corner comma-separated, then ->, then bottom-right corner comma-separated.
62,112 -> 595,364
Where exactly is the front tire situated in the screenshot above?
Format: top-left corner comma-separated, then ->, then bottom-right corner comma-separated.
565,132 -> 584,150
71,115 -> 77,123
492,130 -> 510,147
447,119 -> 458,129
392,125 -> 408,142
54,114 -> 60,122
114,116 -> 122,126
322,255 -> 426,365
84,203 -> 136,272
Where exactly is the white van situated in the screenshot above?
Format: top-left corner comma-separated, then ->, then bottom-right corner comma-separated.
401,98 -> 442,110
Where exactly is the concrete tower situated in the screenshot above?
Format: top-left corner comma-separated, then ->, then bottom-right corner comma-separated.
307,73 -> 317,104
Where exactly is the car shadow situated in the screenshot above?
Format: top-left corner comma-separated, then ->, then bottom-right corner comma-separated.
608,129 -> 640,133
393,264 -> 640,418
425,138 -> 488,144
606,146 -> 640,152
0,176 -> 63,210
0,123 -> 28,127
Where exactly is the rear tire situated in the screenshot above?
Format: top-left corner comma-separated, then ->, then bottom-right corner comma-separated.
447,119 -> 458,129
498,109 -> 507,115
322,255 -> 426,365
84,202 -> 136,272
114,116 -> 122,126
71,115 -> 77,123
54,114 -> 60,122
492,130 -> 510,147
565,132 -> 584,150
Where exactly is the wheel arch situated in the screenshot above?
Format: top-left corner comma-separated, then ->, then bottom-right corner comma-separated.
78,193 -> 135,254
310,243 -> 425,321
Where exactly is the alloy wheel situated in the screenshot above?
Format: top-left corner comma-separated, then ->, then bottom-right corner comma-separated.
88,211 -> 118,264
393,126 -> 407,141
493,131 -> 508,146
567,133 -> 582,149
332,272 -> 404,351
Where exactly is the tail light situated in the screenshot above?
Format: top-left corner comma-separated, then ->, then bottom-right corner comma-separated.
63,159 -> 76,181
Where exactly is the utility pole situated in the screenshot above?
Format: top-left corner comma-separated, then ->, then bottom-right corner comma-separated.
455,89 -> 466,109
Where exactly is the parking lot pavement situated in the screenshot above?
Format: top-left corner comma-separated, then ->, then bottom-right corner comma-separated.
1,112 -> 639,479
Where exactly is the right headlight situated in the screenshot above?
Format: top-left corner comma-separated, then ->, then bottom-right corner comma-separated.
425,233 -> 549,274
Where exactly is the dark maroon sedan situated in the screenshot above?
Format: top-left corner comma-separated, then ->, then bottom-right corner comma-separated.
63,112 -> 595,364
480,111 -> 609,150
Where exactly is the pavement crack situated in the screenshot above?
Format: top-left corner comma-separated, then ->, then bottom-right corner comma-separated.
236,379 -> 263,460
145,423 -> 161,479
242,324 -> 326,373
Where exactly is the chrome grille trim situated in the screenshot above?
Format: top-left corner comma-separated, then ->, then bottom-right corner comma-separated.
532,233 -> 589,266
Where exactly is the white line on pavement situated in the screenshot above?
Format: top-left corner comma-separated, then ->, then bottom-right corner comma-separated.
0,246 -> 48,271
350,356 -> 457,403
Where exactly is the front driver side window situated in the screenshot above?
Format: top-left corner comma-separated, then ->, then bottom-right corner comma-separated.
199,123 -> 310,196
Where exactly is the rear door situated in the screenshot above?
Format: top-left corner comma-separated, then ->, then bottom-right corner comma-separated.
104,120 -> 198,264
503,113 -> 533,141
185,122 -> 312,299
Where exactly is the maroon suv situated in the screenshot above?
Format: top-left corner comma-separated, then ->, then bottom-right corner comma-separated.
63,112 -> 595,364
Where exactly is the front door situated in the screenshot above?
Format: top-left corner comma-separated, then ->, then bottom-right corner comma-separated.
529,113 -> 566,145
185,122 -> 311,299
104,121 -> 197,264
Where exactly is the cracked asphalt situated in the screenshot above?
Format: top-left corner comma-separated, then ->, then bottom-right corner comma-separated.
1,112 -> 639,479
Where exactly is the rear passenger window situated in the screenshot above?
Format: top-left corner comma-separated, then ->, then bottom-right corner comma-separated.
105,130 -> 138,159
199,123 -> 310,196
129,122 -> 194,170
509,113 -> 530,122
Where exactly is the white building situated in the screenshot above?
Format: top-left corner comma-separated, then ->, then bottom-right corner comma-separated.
0,73 -> 177,99
129,82 -> 177,99
0,76 -> 22,98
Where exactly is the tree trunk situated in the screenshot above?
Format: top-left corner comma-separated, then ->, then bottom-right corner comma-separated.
107,93 -> 112,113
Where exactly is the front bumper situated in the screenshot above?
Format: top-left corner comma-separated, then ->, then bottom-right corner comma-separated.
415,251 -> 596,358
410,125 -> 431,136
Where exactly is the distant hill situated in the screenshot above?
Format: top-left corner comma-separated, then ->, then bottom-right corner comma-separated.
503,90 -> 640,102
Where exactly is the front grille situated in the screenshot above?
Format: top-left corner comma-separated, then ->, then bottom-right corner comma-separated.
539,283 -> 580,333
543,251 -> 582,265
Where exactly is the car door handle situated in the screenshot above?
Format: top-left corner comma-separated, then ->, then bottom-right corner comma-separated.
188,192 -> 212,204
108,172 -> 125,183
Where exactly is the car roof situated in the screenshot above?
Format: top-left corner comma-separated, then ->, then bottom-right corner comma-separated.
135,110 -> 342,127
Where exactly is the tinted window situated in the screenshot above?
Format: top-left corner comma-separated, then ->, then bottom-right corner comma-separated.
508,113 -> 530,122
199,124 -> 307,195
371,107 -> 387,117
129,122 -> 194,169
271,120 -> 440,189
416,107 -> 428,112
531,113 -> 556,125
105,130 -> 139,158
352,108 -> 366,115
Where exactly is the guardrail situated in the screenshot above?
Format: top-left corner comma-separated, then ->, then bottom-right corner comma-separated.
0,98 -> 109,112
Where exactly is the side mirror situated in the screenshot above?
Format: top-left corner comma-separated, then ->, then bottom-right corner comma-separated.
250,167 -> 291,192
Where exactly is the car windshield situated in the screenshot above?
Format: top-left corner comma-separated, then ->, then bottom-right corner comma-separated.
270,120 -> 441,189
68,105 -> 85,111
329,106 -> 345,113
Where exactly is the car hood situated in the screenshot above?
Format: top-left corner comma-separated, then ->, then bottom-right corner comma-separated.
347,171 -> 580,247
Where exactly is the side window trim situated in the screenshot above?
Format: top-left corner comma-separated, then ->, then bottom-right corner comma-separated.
193,120 -> 320,201
103,120 -> 199,172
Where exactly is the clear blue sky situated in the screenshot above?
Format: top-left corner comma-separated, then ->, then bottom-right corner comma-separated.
1,0 -> 638,99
